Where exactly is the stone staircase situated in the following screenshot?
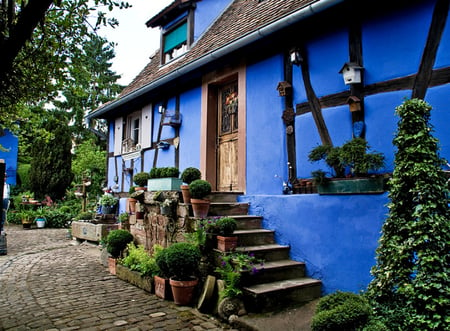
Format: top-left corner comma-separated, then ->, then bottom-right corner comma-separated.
207,192 -> 322,313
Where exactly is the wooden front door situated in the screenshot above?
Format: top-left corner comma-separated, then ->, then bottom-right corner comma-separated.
217,81 -> 239,191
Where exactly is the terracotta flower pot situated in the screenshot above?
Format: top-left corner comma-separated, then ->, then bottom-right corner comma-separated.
128,198 -> 137,213
190,198 -> 210,218
170,277 -> 198,305
217,235 -> 238,252
154,275 -> 173,300
180,184 -> 191,204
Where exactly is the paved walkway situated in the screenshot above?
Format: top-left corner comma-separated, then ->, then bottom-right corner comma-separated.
0,224 -> 231,331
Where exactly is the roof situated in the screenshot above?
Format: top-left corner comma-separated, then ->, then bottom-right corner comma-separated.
89,0 -> 343,118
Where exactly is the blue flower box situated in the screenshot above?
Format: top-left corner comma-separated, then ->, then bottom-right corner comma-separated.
147,178 -> 183,191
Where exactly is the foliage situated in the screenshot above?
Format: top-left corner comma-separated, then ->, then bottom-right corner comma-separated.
29,112 -> 74,200
181,167 -> 201,184
149,167 -> 180,179
308,137 -> 385,179
105,229 -> 133,259
118,212 -> 129,223
184,219 -> 207,249
119,243 -> 160,277
311,291 -> 373,331
215,251 -> 264,299
216,217 -> 237,236
34,207 -> 48,220
133,172 -> 150,187
75,212 -> 94,221
71,138 -> 106,197
155,247 -> 171,278
99,194 -> 118,207
45,207 -> 76,228
189,179 -> 212,199
17,209 -> 35,223
0,0 -> 129,116
162,242 -> 201,280
367,99 -> 450,330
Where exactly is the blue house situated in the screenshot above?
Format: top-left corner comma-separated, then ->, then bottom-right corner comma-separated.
87,0 -> 450,295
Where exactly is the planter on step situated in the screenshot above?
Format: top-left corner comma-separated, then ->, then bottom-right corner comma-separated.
108,257 -> 117,275
317,177 -> 386,195
191,198 -> 210,218
217,235 -> 238,252
180,184 -> 191,203
116,264 -> 153,293
147,178 -> 183,191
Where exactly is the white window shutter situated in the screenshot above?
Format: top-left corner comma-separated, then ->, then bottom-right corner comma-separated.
114,117 -> 123,156
141,104 -> 152,149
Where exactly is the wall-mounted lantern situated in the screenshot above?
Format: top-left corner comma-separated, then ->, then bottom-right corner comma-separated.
277,81 -> 292,97
289,48 -> 302,66
346,96 -> 361,112
339,62 -> 363,85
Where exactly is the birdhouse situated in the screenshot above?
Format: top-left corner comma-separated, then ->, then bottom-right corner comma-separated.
277,81 -> 292,97
347,96 -> 361,112
339,62 -> 363,85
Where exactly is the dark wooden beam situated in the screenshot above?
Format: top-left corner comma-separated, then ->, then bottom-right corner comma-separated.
412,0 -> 450,99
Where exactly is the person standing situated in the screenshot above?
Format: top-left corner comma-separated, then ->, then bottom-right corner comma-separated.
2,176 -> 9,234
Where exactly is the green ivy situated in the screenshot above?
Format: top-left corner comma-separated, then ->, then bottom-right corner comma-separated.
367,99 -> 450,330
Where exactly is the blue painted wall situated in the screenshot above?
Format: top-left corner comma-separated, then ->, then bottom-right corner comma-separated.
0,129 -> 18,185
106,0 -> 450,295
239,193 -> 388,294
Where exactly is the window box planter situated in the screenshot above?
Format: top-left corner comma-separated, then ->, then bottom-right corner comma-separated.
147,177 -> 183,191
317,177 -> 386,195
116,264 -> 153,293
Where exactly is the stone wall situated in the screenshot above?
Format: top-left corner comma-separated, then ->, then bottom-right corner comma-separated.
129,191 -> 195,251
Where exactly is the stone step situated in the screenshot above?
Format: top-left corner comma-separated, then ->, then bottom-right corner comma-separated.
241,260 -> 306,285
233,215 -> 263,230
207,191 -> 244,202
242,278 -> 322,313
235,244 -> 291,261
208,202 -> 249,216
235,229 -> 275,246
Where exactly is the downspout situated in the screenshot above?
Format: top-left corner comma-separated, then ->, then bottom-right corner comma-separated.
87,0 -> 344,119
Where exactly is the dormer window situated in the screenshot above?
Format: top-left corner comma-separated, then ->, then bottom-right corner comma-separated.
162,15 -> 189,63
146,0 -> 197,65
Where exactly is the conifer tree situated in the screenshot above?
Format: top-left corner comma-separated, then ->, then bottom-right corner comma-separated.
368,98 -> 450,330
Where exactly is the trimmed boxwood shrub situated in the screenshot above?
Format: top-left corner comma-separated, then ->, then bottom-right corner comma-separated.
133,172 -> 150,187
311,291 -> 372,331
105,229 -> 134,258
181,167 -> 201,184
189,179 -> 211,199
163,242 -> 201,280
149,167 -> 180,179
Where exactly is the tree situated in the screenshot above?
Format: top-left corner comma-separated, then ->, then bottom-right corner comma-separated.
54,34 -> 123,143
0,0 -> 129,122
367,98 -> 450,330
29,111 -> 73,200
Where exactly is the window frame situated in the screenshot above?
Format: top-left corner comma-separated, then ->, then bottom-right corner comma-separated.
161,10 -> 194,64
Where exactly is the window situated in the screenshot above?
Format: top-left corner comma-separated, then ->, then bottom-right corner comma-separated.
114,105 -> 152,156
161,12 -> 192,64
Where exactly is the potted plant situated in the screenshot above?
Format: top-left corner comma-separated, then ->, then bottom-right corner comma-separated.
180,167 -> 201,204
104,229 -> 134,274
164,242 -> 201,305
117,212 -> 129,230
189,179 -> 212,218
18,209 -> 34,229
154,246 -> 173,300
308,137 -> 386,194
147,167 -> 182,191
34,206 -> 47,229
128,186 -> 138,213
133,172 -> 151,191
99,194 -> 119,214
135,202 -> 145,220
160,199 -> 173,216
216,217 -> 238,251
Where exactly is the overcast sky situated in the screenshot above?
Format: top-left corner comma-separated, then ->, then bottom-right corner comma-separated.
101,0 -> 173,85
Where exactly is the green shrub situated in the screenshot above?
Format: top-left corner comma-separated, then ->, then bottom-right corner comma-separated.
155,246 -> 170,278
133,172 -> 150,187
311,292 -> 371,331
99,194 -> 118,207
216,217 -> 237,236
75,212 -> 93,221
105,229 -> 133,258
181,167 -> 201,184
163,242 -> 201,280
149,167 -> 180,178
120,243 -> 159,277
189,179 -> 211,199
